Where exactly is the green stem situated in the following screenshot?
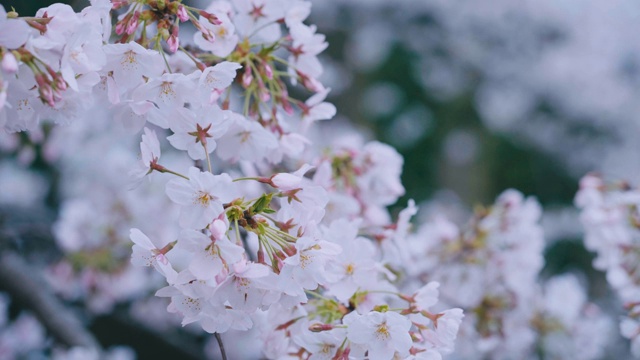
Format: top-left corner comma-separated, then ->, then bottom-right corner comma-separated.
233,177 -> 261,182
203,142 -> 213,173
156,39 -> 173,73
160,168 -> 190,180
304,290 -> 331,301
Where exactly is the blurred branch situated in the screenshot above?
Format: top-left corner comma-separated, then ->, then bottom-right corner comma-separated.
0,251 -> 101,351
93,312 -> 206,359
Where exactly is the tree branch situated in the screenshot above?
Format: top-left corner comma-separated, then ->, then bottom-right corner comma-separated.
0,251 -> 101,351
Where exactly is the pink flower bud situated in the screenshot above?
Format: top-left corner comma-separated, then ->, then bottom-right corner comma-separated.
52,87 -> 63,103
203,30 -> 215,43
299,71 -> 322,92
54,73 -> 67,91
34,73 -> 48,87
115,19 -> 127,35
177,5 -> 189,22
126,11 -> 140,35
271,173 -> 300,190
280,97 -> 294,115
259,86 -> 270,102
1,52 -> 18,73
199,10 -> 222,25
309,323 -> 334,332
111,0 -> 129,10
210,219 -> 227,241
167,27 -> 179,53
242,66 -> 253,88
264,63 -> 273,79
38,83 -> 55,107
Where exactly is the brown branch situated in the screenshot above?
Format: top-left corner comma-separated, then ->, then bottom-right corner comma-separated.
0,251 -> 101,351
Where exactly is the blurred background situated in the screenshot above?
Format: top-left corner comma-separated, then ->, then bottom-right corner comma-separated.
2,0 -> 640,358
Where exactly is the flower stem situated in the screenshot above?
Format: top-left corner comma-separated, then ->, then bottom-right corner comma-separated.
160,168 -> 190,180
214,332 -> 227,360
203,142 -> 213,173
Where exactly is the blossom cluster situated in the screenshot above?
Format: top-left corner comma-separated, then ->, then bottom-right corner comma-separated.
3,0 -> 632,358
404,190 -> 612,359
576,174 -> 640,356
0,0 -> 465,358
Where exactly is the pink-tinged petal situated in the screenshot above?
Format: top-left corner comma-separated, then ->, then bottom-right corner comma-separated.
154,258 -> 177,283
210,174 -> 238,202
131,244 -> 154,267
327,278 -> 357,303
345,312 -> 370,344
200,61 -> 241,90
130,228 -> 155,250
415,282 -> 440,311
179,203 -> 207,229
167,132 -> 194,152
106,76 -> 120,104
1,52 -> 17,73
166,178 -> 193,205
217,239 -> 245,264
0,19 -> 30,49
143,127 -> 161,154
179,229 -> 211,250
190,251 -> 223,280
155,285 -> 181,297
308,102 -> 336,122
186,142 -> 207,161
210,219 -> 227,240
189,167 -> 210,190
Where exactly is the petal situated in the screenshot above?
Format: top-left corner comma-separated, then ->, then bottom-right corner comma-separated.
190,251 -> 223,280
166,178 -> 194,205
130,228 -> 155,250
179,204 -> 207,229
179,229 -> 211,249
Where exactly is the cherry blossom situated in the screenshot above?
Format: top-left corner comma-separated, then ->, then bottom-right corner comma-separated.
165,167 -> 239,229
167,104 -> 232,160
345,310 -> 413,360
2,1 -> 475,359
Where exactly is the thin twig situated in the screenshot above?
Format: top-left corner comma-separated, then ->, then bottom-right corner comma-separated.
214,332 -> 227,360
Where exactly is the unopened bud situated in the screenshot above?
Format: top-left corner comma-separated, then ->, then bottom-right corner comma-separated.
280,97 -> 294,115
199,10 -> 222,25
38,83 -> 55,107
259,87 -> 270,102
126,11 -> 140,35
34,73 -> 48,87
242,66 -> 252,88
308,323 -> 333,332
55,76 -> 67,91
115,18 -> 127,35
167,27 -> 179,53
111,0 -> 128,10
177,5 -> 189,22
264,63 -> 273,79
